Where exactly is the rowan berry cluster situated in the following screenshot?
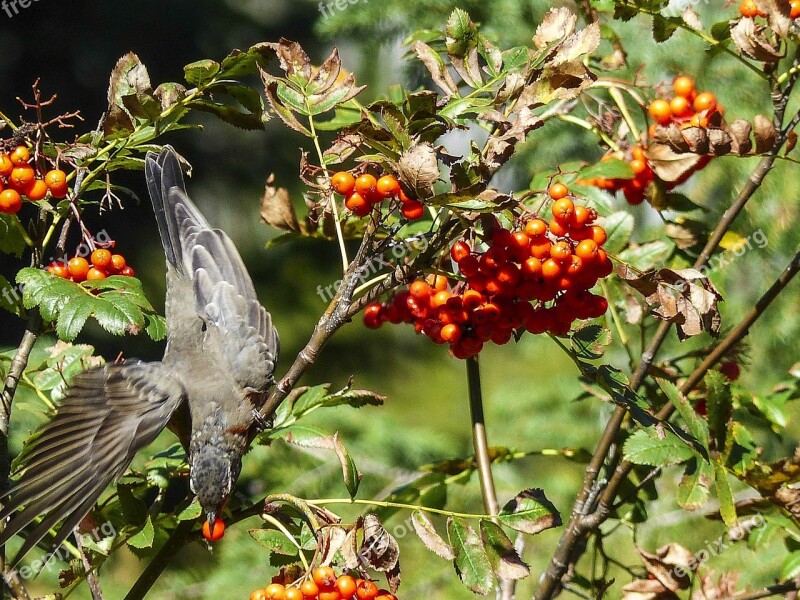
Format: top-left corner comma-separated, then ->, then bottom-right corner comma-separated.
46,249 -> 134,282
740,0 -> 800,19
364,184 -> 611,358
648,76 -> 723,134
579,146 -> 654,206
250,566 -> 397,600
331,171 -> 423,220
0,145 -> 69,214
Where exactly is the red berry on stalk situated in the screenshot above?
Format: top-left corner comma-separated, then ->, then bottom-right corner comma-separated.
331,171 -> 356,195
201,518 -> 225,541
68,257 -> 90,282
0,189 -> 22,214
87,267 -> 107,281
720,361 -> 741,381
450,241 -> 470,263
548,182 -> 569,200
401,200 -> 424,220
376,175 -> 400,198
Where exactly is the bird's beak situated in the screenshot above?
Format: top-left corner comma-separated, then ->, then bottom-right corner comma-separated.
206,511 -> 216,529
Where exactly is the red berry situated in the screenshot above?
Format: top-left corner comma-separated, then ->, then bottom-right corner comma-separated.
331,171 -> 356,195
201,518 -> 225,541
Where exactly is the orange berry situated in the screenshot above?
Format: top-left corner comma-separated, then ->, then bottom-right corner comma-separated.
739,0 -> 761,17
300,579 -> 320,597
9,145 -> 29,166
355,173 -> 378,198
548,218 -> 568,237
629,159 -> 648,176
670,96 -> 693,118
68,257 -> 91,282
648,99 -> 672,125
336,575 -> 357,598
313,566 -> 337,590
376,175 -> 400,198
530,237 -> 552,260
264,583 -> 287,600
548,182 -> 569,200
331,171 -> 356,195
550,240 -> 572,262
409,279 -> 432,300
251,591 -> 268,600
120,265 -> 135,277
24,179 -> 48,201
792,0 -> 800,18
0,154 -> 12,176
91,248 -> 113,269
631,145 -> 646,161
551,198 -> 575,223
356,580 -> 379,600
541,258 -> 563,279
345,191 -> 371,217
10,166 -> 35,190
0,189 -> 22,214
440,323 -> 463,344
319,591 -> 342,600
525,218 -> 548,237
44,169 -> 68,190
673,76 -> 695,99
401,200 -> 424,220
693,92 -> 717,113
46,261 -> 69,278
110,254 -> 127,272
201,518 -> 225,541
590,225 -> 607,246
375,590 -> 397,600
285,589 -> 304,600
575,239 -> 599,262
450,240 -> 470,263
49,183 -> 69,199
87,267 -> 106,281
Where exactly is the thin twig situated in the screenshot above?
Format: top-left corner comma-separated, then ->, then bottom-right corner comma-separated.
725,578 -> 800,600
76,530 -> 105,600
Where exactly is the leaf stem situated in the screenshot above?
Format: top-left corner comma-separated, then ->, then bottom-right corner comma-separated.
305,498 -> 497,521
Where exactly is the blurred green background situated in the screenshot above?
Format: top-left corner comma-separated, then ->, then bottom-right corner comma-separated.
0,0 -> 799,598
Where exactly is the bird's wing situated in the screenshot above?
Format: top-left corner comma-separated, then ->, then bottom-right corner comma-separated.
0,361 -> 185,564
145,147 -> 279,392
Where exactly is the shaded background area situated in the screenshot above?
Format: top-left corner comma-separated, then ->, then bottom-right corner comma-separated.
0,1 -> 798,598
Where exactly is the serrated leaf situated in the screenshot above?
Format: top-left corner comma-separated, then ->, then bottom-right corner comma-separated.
184,59 -> 221,86
249,528 -> 299,555
570,324 -> 611,360
412,41 -> 458,97
127,516 -> 155,549
657,378 -> 709,451
448,518 -> 494,594
411,511 -> 454,560
714,464 -> 737,527
177,499 -> 202,521
188,97 -> 264,131
652,14 -> 679,42
145,314 -> 167,341
601,211 -> 634,254
498,488 -> 561,535
623,429 -> 696,467
479,520 -> 530,581
781,551 -> 800,580
618,240 -> 676,271
56,299 -> 95,342
117,484 -> 148,525
361,514 -> 400,572
0,214 -> 26,256
580,158 -> 634,181
677,458 -> 713,510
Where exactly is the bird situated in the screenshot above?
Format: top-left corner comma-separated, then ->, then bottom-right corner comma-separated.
0,146 -> 279,564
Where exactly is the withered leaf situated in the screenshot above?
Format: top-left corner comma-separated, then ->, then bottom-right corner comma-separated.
104,52 -> 154,134
707,128 -> 732,155
731,17 -> 782,62
261,73 -> 312,137
451,48 -> 482,88
261,174 -> 300,232
479,520 -> 530,581
681,126 -> 709,154
317,525 -> 348,566
484,107 -> 543,171
644,145 -> 702,182
266,38 -> 312,80
324,133 -> 363,165
754,0 -> 792,37
308,48 -> 342,95
154,82 -> 187,111
621,578 -> 674,600
341,525 -> 361,570
412,41 -> 459,98
410,511 -> 454,560
618,266 -> 723,340
397,142 -> 440,195
729,119 -> 753,155
551,23 -> 601,66
533,7 -> 577,50
638,543 -> 696,592
753,114 -> 777,153
692,570 -> 739,600
361,514 -> 400,572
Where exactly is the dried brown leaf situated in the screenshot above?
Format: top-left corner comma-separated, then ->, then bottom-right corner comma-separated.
731,17 -> 782,62
318,525 -> 348,566
691,570 -> 739,600
412,41 -> 458,97
681,126 -> 709,154
309,48 -> 342,94
410,511 -> 454,560
266,38 -> 312,79
753,114 -> 777,153
754,0 -> 792,37
361,514 -> 400,572
551,23 -> 601,66
260,174 -> 300,232
397,142 -> 440,195
644,145 -> 702,182
533,7 -> 577,50
638,543 -> 696,592
621,578 -> 675,600
707,128 -> 732,155
729,119 -> 753,155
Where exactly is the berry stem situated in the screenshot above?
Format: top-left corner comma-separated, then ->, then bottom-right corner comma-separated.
607,87 -> 640,143
557,114 -> 620,152
262,513 -> 310,571
599,280 -> 634,365
305,498 -> 498,521
465,356 -> 500,520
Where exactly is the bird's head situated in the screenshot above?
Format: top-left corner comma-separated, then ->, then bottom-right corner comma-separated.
190,444 -> 240,526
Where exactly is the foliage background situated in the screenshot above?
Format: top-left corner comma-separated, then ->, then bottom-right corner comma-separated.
0,0 -> 798,597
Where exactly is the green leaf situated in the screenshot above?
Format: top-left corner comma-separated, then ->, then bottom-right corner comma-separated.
0,214 -> 26,256
188,98 -> 264,131
652,14 -> 678,43
215,81 -> 264,114
0,273 -> 23,316
623,428 -> 696,467
657,378 -> 709,452
710,21 -> 732,41
714,464 -> 737,527
56,298 -> 95,342
498,488 -> 561,535
283,429 -> 361,499
145,314 -> 168,342
705,370 -> 732,450
445,8 -> 478,57
177,499 -> 202,521
249,528 -> 299,556
314,105 -> 363,131
117,484 -> 148,526
127,516 -> 155,549
579,158 -> 634,181
184,59 -> 221,86
479,520 -> 530,581
619,240 -> 675,271
781,551 -> 800,580
570,325 -> 611,361
601,211 -> 634,254
374,472 -> 447,522
676,458 -> 713,510
448,518 -> 495,594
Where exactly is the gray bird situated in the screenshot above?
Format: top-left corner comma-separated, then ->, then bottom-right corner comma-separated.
0,146 -> 279,563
